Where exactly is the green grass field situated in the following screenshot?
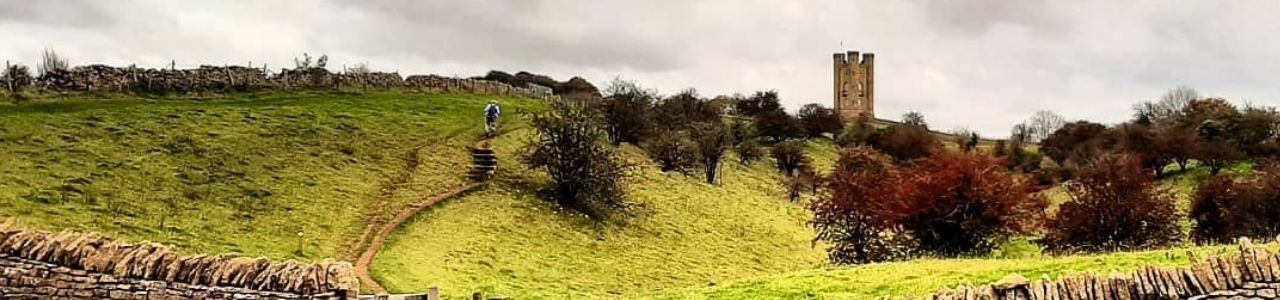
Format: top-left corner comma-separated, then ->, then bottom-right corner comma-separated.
0,91 -> 542,260
3,90 -> 1262,300
646,242 -> 1276,300
371,131 -> 839,298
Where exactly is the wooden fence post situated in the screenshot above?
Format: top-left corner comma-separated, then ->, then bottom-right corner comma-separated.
4,60 -> 12,94
224,64 -> 235,90
427,286 -> 440,300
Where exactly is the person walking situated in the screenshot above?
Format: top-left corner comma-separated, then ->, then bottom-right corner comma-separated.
484,100 -> 501,136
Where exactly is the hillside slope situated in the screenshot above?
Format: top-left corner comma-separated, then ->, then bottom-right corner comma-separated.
0,91 -> 542,260
647,243 -> 1278,300
371,133 -> 839,298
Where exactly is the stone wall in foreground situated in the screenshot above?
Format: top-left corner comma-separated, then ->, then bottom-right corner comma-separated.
0,222 -> 357,299
927,240 -> 1278,300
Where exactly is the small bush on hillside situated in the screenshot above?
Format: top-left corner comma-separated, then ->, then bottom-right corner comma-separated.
733,90 -> 783,117
902,111 -> 928,128
644,129 -> 698,173
1040,121 -> 1108,166
598,78 -> 656,146
1044,154 -> 1181,252
1195,138 -> 1244,176
1232,106 -> 1280,157
798,103 -> 843,138
836,115 -> 876,147
1113,123 -> 1172,177
785,165 -> 818,202
1189,177 -> 1234,244
523,102 -> 629,218
728,118 -> 756,144
691,122 -> 730,184
811,147 -> 908,264
652,89 -> 720,132
886,151 -> 1048,255
735,139 -> 763,165
869,124 -> 938,162
771,140 -> 810,176
1154,126 -> 1198,172
1190,165 -> 1280,244
3,63 -> 33,93
755,109 -> 801,142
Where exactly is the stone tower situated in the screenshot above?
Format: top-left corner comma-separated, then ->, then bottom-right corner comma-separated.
833,50 -> 875,119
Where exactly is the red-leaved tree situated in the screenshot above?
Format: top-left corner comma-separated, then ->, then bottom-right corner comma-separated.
1044,154 -> 1181,252
810,147 -> 907,263
882,151 -> 1048,255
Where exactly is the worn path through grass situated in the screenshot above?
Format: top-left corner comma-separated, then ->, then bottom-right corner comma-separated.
0,91 -> 543,261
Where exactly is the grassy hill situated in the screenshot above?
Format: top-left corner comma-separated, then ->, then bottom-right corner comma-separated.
2,90 -> 845,299
0,91 -> 542,260
646,242 -> 1277,300
5,90 -> 1257,300
371,131 -> 841,298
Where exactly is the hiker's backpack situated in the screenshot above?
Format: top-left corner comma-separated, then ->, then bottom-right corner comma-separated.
486,105 -> 499,118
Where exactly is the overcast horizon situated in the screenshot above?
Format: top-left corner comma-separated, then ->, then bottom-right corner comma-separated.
3,0 -> 1279,137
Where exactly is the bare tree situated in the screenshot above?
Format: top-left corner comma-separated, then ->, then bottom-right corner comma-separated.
950,126 -> 979,152
3,62 -> 33,93
37,48 -> 70,76
316,54 -> 328,69
1027,110 -> 1066,142
1011,123 -> 1032,144
293,53 -> 328,69
293,53 -> 313,69
344,63 -> 370,74
1134,86 -> 1198,125
902,111 -> 927,128
949,126 -> 974,139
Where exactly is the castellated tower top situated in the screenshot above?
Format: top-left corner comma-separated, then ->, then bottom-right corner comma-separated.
833,50 -> 875,120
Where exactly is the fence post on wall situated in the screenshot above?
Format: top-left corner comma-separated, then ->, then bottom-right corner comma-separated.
225,64 -> 235,90
4,60 -> 12,94
427,286 -> 440,300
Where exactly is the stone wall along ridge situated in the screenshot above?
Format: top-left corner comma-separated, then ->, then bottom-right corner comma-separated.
32,64 -> 558,100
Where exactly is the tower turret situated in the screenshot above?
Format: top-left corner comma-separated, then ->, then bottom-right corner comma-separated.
833,50 -> 875,120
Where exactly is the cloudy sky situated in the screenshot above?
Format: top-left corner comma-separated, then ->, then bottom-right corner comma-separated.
3,0 -> 1279,136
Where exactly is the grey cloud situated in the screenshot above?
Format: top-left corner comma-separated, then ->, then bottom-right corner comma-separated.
0,0 -> 116,28
917,0 -> 1065,36
330,0 -> 687,72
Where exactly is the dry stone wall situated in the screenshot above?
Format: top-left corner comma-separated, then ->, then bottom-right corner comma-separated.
927,240 -> 1280,300
33,64 -> 557,100
0,222 -> 357,299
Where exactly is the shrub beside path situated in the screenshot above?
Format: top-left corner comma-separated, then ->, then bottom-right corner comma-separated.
353,138 -> 498,294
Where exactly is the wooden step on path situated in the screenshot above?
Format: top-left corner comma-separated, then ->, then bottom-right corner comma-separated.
356,139 -> 499,295
468,141 -> 497,181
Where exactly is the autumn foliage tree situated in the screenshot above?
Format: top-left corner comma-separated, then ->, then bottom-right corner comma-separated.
1040,121 -> 1109,167
869,123 -> 939,162
884,151 -> 1048,255
1190,165 -> 1280,244
1044,154 -> 1181,252
810,147 -> 905,264
812,150 -> 1047,262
